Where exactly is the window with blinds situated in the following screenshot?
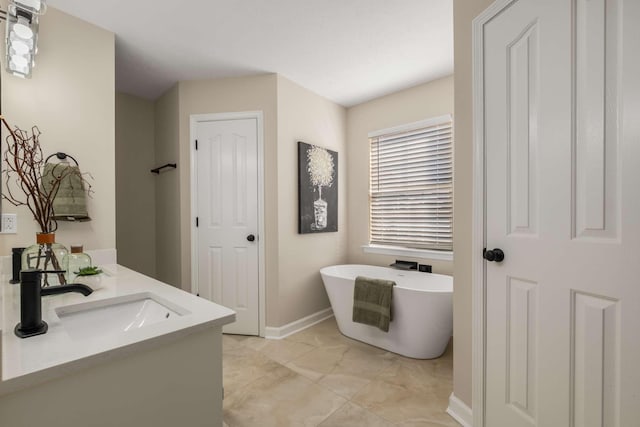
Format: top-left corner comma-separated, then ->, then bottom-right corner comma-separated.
369,115 -> 453,252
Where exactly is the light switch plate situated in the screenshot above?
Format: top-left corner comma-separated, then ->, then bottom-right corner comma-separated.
0,213 -> 17,234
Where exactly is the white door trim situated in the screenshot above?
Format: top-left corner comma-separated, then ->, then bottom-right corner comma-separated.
471,1 -> 518,426
189,111 -> 266,337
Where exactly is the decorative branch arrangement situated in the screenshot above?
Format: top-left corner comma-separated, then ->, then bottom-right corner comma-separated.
1,116 -> 92,233
1,116 -> 93,286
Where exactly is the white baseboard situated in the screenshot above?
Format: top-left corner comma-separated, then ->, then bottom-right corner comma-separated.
264,307 -> 333,339
447,393 -> 473,427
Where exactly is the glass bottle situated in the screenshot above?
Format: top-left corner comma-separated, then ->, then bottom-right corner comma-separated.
314,197 -> 328,229
313,185 -> 328,230
63,244 -> 92,284
22,232 -> 69,286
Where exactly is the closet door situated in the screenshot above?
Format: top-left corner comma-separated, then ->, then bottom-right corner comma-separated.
195,117 -> 260,336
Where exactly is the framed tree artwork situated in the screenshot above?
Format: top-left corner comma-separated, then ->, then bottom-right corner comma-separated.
298,141 -> 338,233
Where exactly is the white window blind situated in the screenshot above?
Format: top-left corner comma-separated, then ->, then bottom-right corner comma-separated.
369,115 -> 453,252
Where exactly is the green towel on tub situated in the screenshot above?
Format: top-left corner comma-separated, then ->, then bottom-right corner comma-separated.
352,276 -> 395,332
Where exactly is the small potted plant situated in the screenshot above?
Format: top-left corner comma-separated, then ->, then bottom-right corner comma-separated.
74,266 -> 103,289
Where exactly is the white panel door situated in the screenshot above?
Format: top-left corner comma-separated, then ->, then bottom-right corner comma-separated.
196,118 -> 259,335
483,0 -> 640,425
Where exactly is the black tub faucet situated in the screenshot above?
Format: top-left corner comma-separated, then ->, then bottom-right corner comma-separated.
15,269 -> 93,339
389,260 -> 418,270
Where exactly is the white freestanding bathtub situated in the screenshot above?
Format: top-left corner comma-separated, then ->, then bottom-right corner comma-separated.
320,264 -> 453,359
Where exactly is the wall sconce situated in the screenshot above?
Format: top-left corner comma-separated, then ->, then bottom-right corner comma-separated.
4,0 -> 47,78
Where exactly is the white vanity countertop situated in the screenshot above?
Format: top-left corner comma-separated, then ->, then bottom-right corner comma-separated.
0,264 -> 235,395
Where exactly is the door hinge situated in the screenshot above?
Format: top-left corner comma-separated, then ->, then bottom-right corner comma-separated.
195,139 -> 198,150
196,217 -> 199,227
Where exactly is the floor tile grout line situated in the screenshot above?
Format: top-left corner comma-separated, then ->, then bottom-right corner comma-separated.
253,345 -> 318,366
222,346 -> 295,400
314,400 -> 352,427
347,400 -> 398,426
223,318 -> 455,426
224,336 -> 350,417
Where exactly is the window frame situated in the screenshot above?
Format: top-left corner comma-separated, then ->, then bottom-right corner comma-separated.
365,115 -> 454,260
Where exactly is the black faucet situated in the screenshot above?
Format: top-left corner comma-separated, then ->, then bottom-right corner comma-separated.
15,269 -> 93,339
9,247 -> 25,284
41,284 -> 94,297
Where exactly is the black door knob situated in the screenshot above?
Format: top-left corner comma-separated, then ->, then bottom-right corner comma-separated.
247,234 -> 256,242
483,248 -> 504,262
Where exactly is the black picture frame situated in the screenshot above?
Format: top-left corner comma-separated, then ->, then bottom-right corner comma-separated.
298,141 -> 338,234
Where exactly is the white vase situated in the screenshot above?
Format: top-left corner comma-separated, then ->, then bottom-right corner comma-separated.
75,274 -> 102,289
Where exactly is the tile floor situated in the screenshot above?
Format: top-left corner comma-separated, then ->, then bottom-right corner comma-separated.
222,317 -> 458,427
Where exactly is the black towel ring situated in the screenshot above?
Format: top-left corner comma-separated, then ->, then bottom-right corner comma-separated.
45,152 -> 79,167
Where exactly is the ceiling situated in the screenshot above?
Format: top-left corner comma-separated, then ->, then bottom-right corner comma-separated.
47,0 -> 453,107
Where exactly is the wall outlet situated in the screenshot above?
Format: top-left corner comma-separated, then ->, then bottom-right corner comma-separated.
0,213 -> 18,234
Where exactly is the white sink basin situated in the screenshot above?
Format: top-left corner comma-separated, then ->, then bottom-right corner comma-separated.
55,292 -> 189,340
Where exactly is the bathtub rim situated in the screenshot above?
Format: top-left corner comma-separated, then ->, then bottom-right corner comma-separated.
320,264 -> 453,293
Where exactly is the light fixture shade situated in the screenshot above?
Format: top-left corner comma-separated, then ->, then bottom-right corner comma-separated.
15,0 -> 47,15
5,0 -> 44,78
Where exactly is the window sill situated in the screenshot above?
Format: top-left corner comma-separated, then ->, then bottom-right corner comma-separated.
361,244 -> 453,262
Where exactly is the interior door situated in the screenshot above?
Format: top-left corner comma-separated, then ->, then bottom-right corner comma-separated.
195,118 -> 259,335
483,0 -> 640,425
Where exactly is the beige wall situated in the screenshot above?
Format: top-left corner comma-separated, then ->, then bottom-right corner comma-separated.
163,73 -> 454,328
176,75 -> 279,321
453,0 -> 494,408
0,6 -> 115,256
160,74 -> 347,327
154,84 -> 181,286
115,93 -> 156,277
346,76 -> 454,274
275,76 -> 347,326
